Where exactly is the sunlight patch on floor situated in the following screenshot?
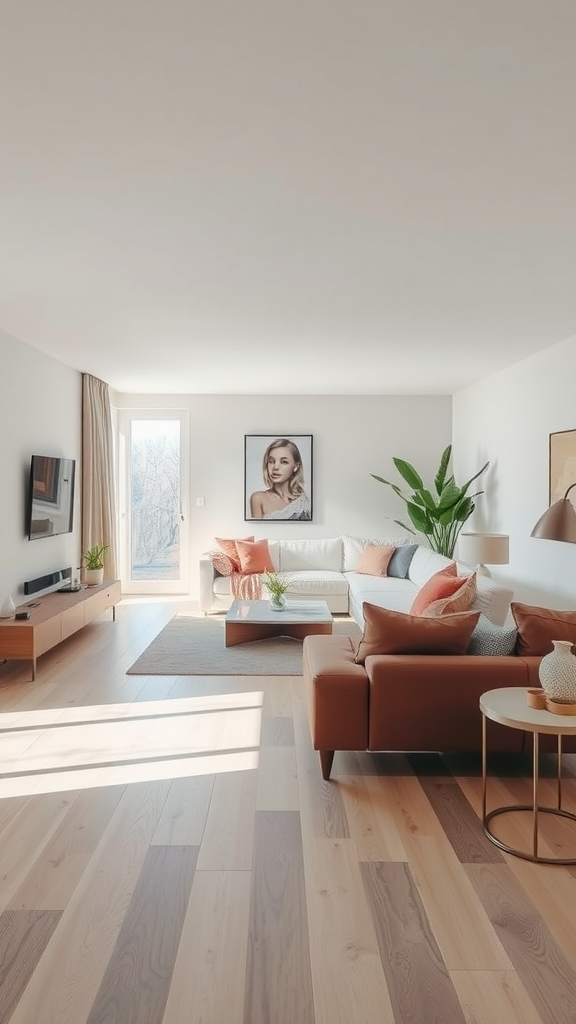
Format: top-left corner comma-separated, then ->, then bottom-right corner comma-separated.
0,694 -> 263,798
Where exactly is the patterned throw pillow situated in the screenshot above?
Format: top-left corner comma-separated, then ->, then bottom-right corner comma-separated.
409,564 -> 459,615
215,536 -> 254,572
420,572 -> 477,617
466,615 -> 518,656
209,550 -> 235,577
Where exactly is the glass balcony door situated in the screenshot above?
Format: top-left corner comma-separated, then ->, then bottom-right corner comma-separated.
118,411 -> 189,594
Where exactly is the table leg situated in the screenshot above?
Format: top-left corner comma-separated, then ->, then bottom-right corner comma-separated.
483,725 -> 576,864
532,730 -> 539,859
481,713 -> 487,823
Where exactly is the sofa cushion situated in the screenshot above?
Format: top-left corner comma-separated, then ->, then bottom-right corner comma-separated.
466,614 -> 518,656
215,535 -> 254,571
420,572 -> 477,617
408,547 -> 455,587
235,538 -> 274,573
511,602 -> 576,657
354,603 -> 480,664
409,564 -> 458,615
387,543 -> 418,578
342,535 -> 411,572
284,571 -> 349,596
470,575 -> 514,627
278,538 -> 342,572
356,544 -> 395,576
347,575 -> 417,627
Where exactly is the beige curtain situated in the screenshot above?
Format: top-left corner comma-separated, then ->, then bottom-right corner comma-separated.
82,373 -> 118,579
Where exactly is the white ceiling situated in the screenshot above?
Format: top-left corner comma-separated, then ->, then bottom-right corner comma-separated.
1,0 -> 576,395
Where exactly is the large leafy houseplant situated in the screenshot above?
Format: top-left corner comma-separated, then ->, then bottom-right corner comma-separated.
371,445 -> 489,558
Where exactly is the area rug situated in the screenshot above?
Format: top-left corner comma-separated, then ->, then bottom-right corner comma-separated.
127,613 -> 361,676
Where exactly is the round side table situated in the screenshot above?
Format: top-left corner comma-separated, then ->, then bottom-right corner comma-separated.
480,687 -> 576,864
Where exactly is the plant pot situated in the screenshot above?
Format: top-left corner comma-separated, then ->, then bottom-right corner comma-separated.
269,594 -> 287,611
84,568 -> 104,587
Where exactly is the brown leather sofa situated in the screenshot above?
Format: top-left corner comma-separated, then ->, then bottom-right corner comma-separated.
303,634 -> 569,780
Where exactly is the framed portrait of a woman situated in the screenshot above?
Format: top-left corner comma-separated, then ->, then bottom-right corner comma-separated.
244,434 -> 313,522
549,428 -> 576,505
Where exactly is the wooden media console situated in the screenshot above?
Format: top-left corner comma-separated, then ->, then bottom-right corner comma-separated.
0,579 -> 121,680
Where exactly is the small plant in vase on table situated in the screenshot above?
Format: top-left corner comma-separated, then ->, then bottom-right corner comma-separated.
82,544 -> 109,587
262,571 -> 292,611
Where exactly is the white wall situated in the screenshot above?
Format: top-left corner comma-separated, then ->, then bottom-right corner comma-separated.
112,392 -> 453,598
453,332 -> 576,609
7,323 -> 575,613
0,331 -> 82,603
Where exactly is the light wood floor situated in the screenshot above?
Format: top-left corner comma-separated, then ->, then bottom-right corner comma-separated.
1,597 -> 576,1024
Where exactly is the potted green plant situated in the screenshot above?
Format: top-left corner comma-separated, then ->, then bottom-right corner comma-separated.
82,544 -> 109,586
262,570 -> 292,611
371,444 -> 490,558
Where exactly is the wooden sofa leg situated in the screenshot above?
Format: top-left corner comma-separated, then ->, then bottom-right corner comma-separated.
319,750 -> 335,780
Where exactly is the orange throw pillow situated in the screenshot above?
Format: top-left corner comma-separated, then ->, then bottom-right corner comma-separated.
215,536 -> 254,572
235,538 -> 274,574
356,544 -> 396,576
420,572 -> 477,617
354,603 -> 480,664
409,563 -> 461,616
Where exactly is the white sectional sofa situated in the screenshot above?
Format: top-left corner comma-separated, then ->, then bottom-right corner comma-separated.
199,535 -> 513,626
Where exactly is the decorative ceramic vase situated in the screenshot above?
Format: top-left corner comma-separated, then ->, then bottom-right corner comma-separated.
538,640 -> 576,703
269,594 -> 286,611
0,594 -> 15,618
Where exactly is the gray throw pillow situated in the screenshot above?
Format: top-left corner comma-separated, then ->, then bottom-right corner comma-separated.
387,544 -> 418,579
466,614 -> 517,656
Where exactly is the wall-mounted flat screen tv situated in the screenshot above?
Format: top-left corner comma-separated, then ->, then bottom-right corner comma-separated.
27,455 -> 76,540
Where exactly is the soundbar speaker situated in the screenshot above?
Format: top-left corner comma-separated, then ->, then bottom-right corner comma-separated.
24,567 -> 72,596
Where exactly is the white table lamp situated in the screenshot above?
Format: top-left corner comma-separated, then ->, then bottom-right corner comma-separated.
458,532 -> 509,575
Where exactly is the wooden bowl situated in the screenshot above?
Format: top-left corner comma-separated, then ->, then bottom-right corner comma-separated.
526,688 -> 547,709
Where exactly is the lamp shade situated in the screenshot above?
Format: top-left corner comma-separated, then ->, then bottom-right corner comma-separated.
458,532 -> 509,566
531,484 -> 576,543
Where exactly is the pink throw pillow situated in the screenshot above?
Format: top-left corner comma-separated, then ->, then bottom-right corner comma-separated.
356,544 -> 396,576
420,572 -> 477,616
235,539 -> 274,574
409,563 -> 459,616
215,536 -> 254,572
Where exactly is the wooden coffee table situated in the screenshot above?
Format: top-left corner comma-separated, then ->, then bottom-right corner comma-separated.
225,599 -> 333,647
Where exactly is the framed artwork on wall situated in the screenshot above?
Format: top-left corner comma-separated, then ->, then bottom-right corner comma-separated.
244,435 -> 313,521
549,429 -> 576,506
